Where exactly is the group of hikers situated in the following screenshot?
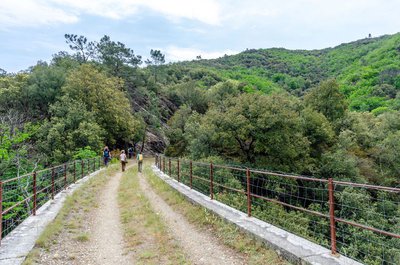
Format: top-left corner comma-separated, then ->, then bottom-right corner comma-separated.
102,146 -> 143,172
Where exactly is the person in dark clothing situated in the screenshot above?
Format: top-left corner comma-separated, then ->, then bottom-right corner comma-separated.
128,147 -> 134,159
103,146 -> 111,166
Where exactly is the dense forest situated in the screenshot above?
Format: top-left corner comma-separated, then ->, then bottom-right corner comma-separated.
1,33 -> 400,264
2,33 -> 400,183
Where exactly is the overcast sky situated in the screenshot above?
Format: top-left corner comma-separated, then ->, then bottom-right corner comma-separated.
1,0 -> 400,72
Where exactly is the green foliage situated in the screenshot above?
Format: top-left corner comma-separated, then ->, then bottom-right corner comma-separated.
301,107 -> 334,160
61,64 -> 141,145
305,79 -> 348,122
37,98 -> 104,163
180,93 -> 312,172
0,113 -> 39,179
96,35 -> 142,75
73,146 -> 98,160
64,34 -> 96,63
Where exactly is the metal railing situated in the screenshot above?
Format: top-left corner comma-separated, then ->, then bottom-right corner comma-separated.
0,157 -> 102,244
155,155 -> 400,265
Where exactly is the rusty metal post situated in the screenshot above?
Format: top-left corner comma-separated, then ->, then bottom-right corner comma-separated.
177,159 -> 180,182
51,168 -> 55,200
73,161 -> 76,183
81,160 -> 84,178
0,181 -> 2,244
328,178 -> 337,255
33,172 -> 37,216
190,161 -> 193,189
163,157 -> 166,173
246,168 -> 251,217
210,162 -> 214,200
64,163 -> 67,189
87,159 -> 90,174
99,156 -> 101,169
169,158 -> 171,176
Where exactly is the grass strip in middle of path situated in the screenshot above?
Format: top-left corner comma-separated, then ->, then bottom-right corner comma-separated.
118,165 -> 189,265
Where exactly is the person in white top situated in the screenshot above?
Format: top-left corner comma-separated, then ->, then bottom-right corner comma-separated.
120,150 -> 127,172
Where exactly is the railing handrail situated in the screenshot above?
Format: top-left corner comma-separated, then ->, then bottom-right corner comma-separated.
165,156 -> 400,193
1,156 -> 102,244
155,154 -> 400,264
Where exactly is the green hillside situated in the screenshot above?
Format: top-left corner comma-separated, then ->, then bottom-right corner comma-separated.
172,33 -> 400,113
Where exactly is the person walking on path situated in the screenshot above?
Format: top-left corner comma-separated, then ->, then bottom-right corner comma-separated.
137,152 -> 143,173
103,146 -> 111,167
120,150 -> 127,172
128,146 -> 134,159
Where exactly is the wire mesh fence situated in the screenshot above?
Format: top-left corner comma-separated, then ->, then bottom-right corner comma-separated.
0,157 -> 101,244
155,155 -> 400,265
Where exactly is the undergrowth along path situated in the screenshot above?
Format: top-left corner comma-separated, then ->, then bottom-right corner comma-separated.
139,167 -> 246,265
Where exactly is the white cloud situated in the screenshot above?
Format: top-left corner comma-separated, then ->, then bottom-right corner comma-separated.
140,0 -> 220,25
0,0 -> 221,29
49,0 -> 139,20
220,0 -> 400,30
52,0 -> 221,24
0,0 -> 78,28
165,46 -> 238,61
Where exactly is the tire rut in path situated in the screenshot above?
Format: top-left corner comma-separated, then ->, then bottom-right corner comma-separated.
89,168 -> 132,265
138,171 -> 246,265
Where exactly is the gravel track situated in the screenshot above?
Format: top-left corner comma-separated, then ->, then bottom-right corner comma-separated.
33,163 -> 247,265
139,171 -> 246,265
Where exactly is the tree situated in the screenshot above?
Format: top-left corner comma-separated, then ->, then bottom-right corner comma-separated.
96,35 -> 142,75
207,80 -> 241,105
145,49 -> 165,82
173,81 -> 208,114
0,110 -> 38,179
38,98 -> 104,163
300,107 -> 334,159
148,49 -> 165,66
61,64 -> 142,146
185,93 -> 311,172
304,79 -> 348,122
0,68 -> 6,76
165,105 -> 192,156
64,34 -> 96,63
25,63 -> 66,119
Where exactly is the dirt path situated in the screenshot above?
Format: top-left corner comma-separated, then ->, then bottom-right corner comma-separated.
138,171 -> 246,265
31,166 -> 133,265
89,169 -> 132,264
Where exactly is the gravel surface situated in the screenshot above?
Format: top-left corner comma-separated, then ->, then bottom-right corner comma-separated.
139,172 -> 247,265
33,164 -> 247,265
88,170 -> 132,264
35,168 -> 133,265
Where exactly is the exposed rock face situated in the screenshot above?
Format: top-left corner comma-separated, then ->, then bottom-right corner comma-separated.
129,86 -> 177,155
138,130 -> 169,156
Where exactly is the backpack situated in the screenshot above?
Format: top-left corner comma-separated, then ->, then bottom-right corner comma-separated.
138,154 -> 143,161
104,150 -> 110,158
